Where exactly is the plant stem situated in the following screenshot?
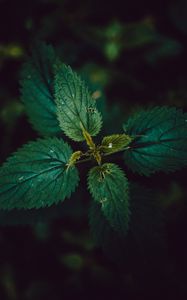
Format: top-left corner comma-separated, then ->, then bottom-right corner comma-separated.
74,146 -> 130,166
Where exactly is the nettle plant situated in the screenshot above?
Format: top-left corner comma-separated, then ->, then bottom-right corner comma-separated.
0,42 -> 187,244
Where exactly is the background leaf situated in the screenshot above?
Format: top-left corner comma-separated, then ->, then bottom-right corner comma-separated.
89,200 -> 128,264
123,106 -> 187,175
0,190 -> 86,226
20,42 -> 61,136
89,183 -> 166,264
54,62 -> 102,141
0,138 -> 79,210
130,184 -> 166,252
88,163 -> 130,236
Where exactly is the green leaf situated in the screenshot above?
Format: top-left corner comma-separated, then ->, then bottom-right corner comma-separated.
0,138 -> 79,210
88,163 -> 130,236
54,62 -> 102,141
20,42 -> 61,136
123,106 -> 187,175
100,134 -> 132,154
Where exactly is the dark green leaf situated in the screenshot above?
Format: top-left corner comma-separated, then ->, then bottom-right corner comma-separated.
88,163 -> 130,236
130,184 -> 166,251
54,62 -> 102,141
20,42 -> 61,136
89,200 -> 128,263
123,106 -> 187,175
0,193 -> 86,226
0,138 -> 79,210
89,183 -> 166,264
145,37 -> 182,64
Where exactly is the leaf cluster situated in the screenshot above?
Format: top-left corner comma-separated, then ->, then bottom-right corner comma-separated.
0,42 -> 187,256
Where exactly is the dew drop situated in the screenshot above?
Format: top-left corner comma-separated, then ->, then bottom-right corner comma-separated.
18,176 -> 24,181
108,143 -> 113,148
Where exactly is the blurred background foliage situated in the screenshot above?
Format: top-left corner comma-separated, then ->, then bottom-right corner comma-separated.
1,0 -> 187,299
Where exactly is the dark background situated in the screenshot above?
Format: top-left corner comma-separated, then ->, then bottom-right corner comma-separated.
0,0 -> 187,299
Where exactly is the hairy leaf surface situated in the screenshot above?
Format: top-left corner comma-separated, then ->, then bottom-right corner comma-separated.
123,106 -> 187,175
88,163 -> 129,236
20,42 -> 61,136
54,62 -> 102,141
0,138 -> 79,210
